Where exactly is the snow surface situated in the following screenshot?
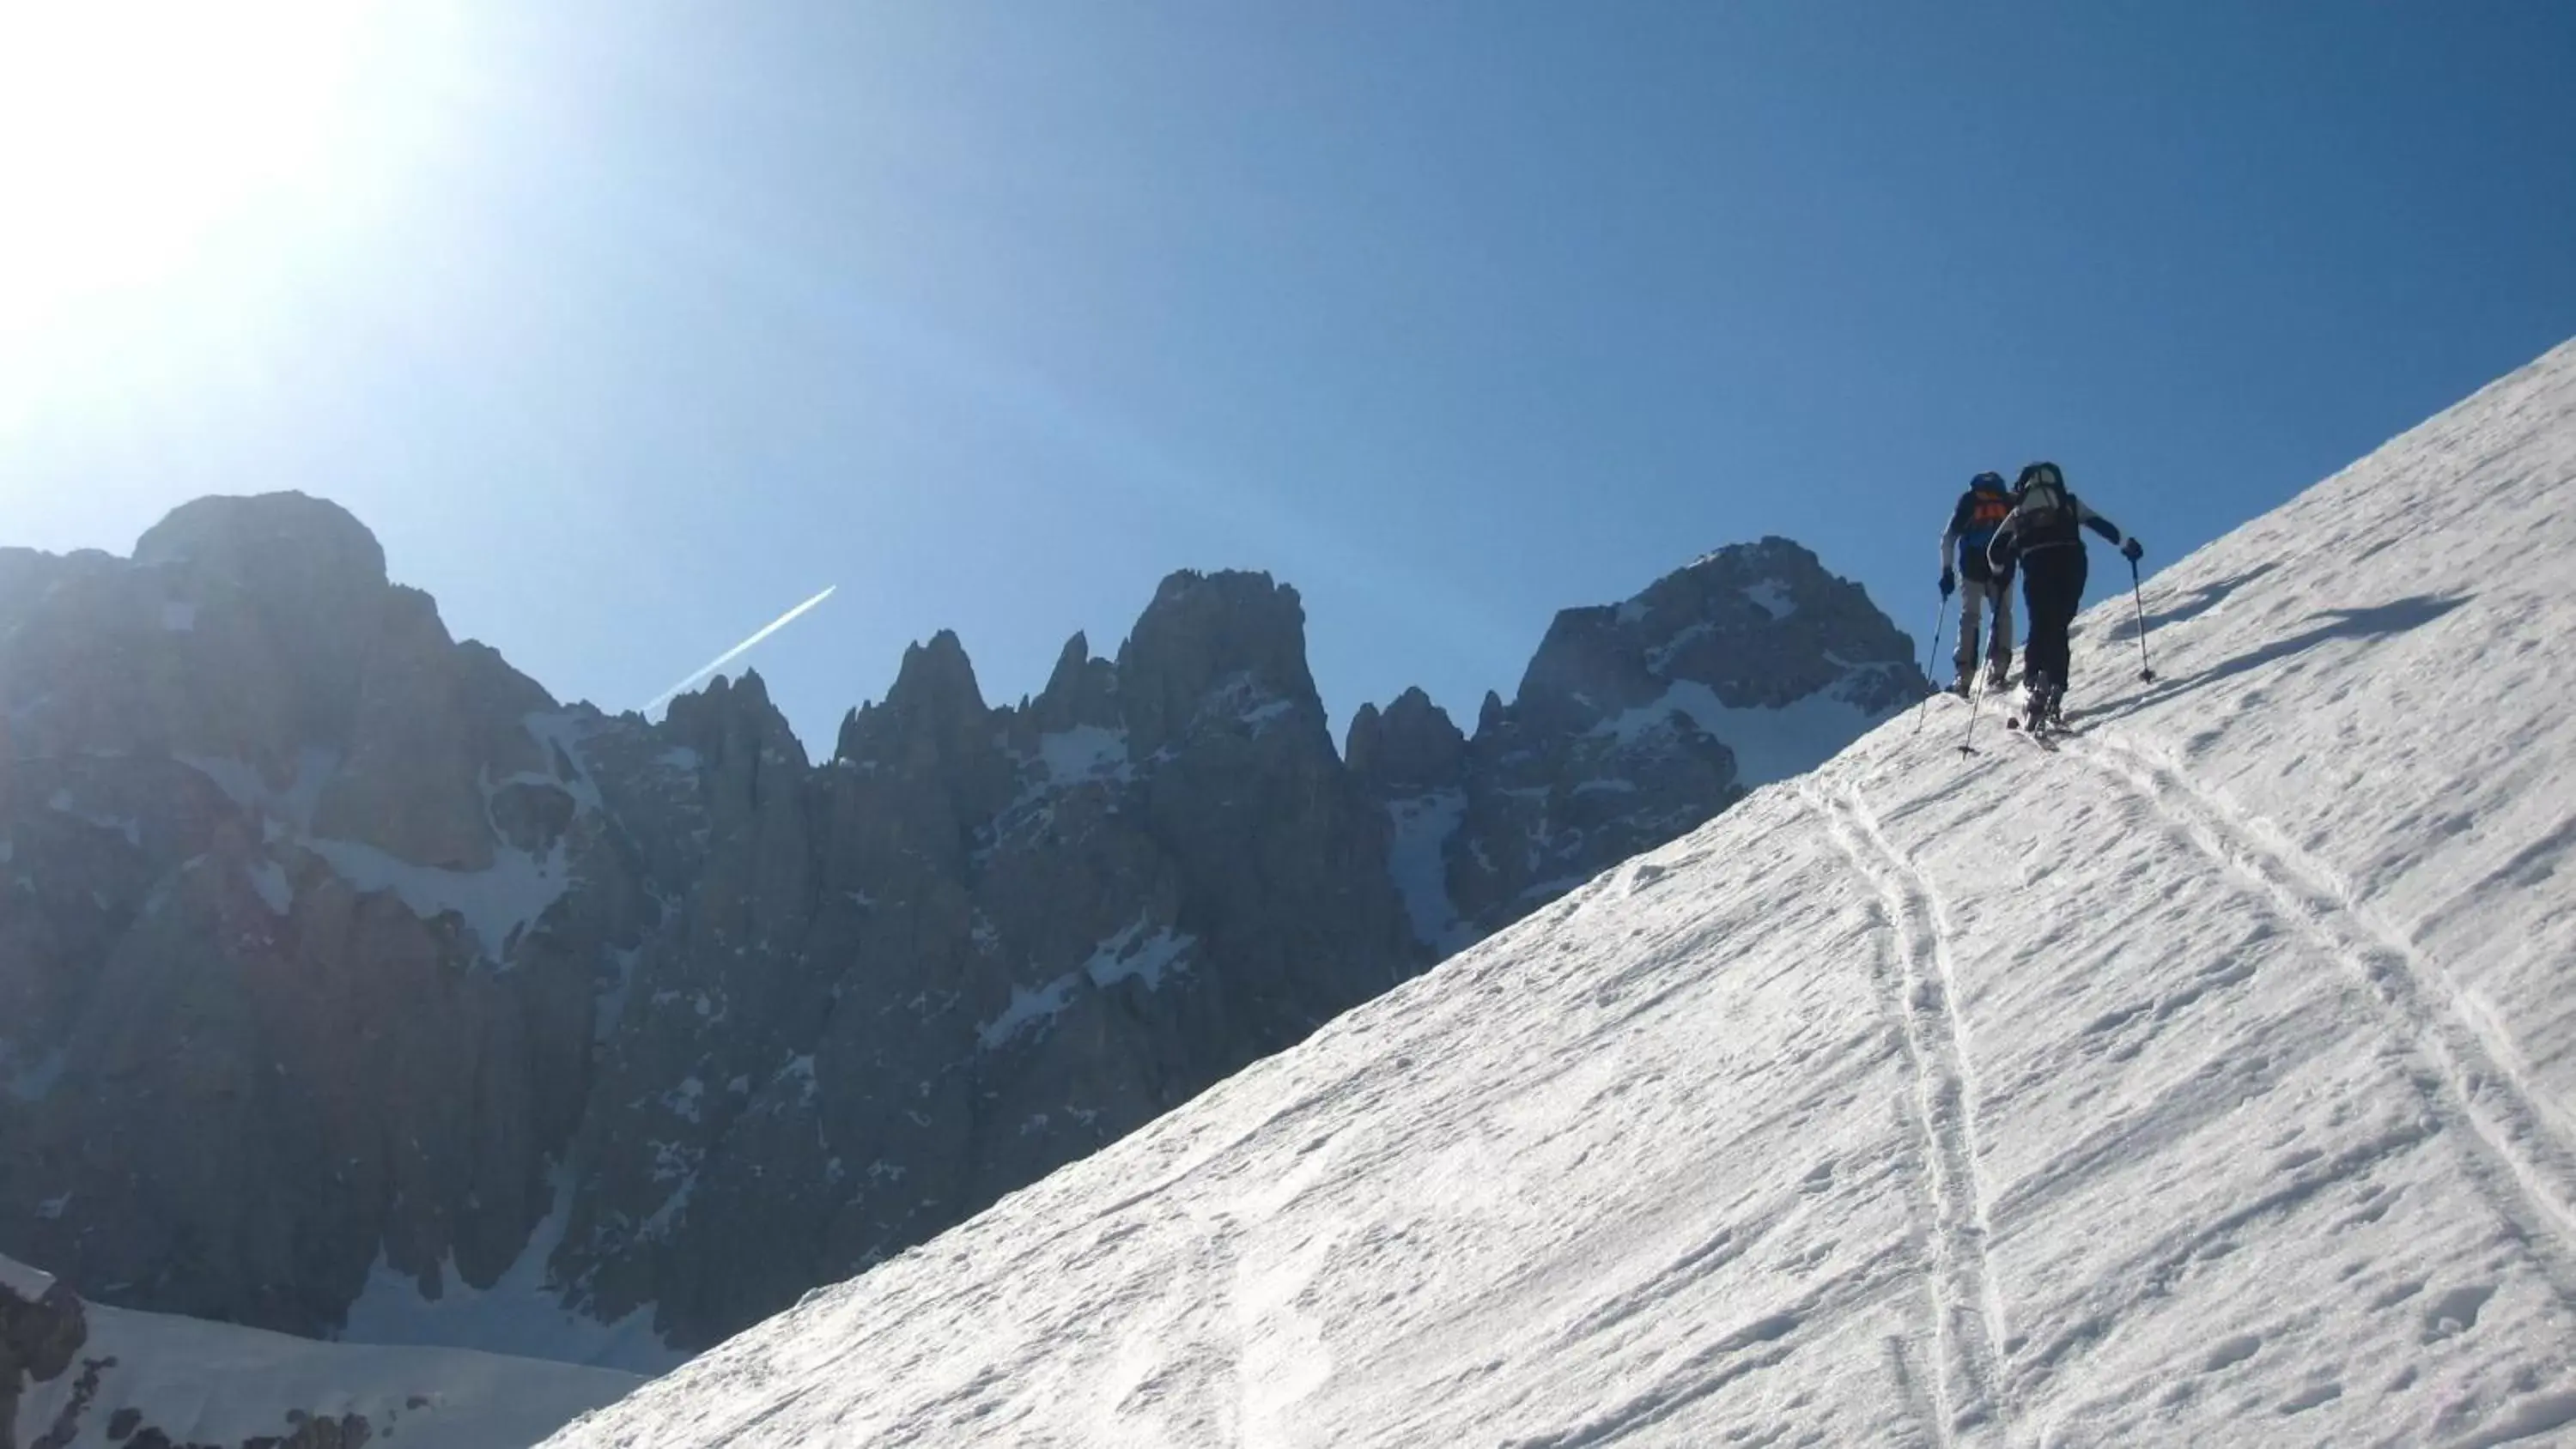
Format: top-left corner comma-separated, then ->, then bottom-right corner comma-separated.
550,342 -> 2576,1447
0,1251 -> 55,1303
13,1288 -> 638,1449
1386,790 -> 1471,955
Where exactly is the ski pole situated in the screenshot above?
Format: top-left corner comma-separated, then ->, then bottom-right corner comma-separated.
1911,594 -> 1951,735
2129,557 -> 2156,682
1957,669 -> 1986,756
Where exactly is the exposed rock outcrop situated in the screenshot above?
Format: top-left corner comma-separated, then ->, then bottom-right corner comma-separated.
1,1257 -> 86,1449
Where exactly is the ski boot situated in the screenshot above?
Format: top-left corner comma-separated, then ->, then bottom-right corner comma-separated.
2009,674 -> 2051,731
2031,682 -> 2068,733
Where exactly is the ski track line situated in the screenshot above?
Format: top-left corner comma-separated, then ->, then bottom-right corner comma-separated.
2070,727 -> 2576,1262
1844,785 -> 2018,1373
1802,779 -> 2014,1447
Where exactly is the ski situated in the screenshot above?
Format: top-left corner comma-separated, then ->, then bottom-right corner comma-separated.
2011,717 -> 2060,750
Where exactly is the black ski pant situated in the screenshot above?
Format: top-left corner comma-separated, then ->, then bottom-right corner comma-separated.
2019,546 -> 2087,694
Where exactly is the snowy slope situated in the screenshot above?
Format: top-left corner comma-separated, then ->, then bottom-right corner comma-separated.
8,1257 -> 640,1449
545,340 -> 2576,1448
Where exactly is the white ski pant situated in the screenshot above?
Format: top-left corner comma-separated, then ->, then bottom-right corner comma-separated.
1957,575 -> 2014,676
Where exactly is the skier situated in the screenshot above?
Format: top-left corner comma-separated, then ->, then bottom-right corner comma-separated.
1986,461 -> 2143,728
1937,470 -> 2017,694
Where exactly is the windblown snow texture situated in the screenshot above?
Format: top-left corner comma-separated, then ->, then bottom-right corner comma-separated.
549,342 -> 2576,1447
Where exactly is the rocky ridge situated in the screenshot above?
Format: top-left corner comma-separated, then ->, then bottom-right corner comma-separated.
1351,537 -> 1920,948
0,494 -> 1917,1359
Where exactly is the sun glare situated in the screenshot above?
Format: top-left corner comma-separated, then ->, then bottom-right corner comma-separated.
0,0 -> 375,335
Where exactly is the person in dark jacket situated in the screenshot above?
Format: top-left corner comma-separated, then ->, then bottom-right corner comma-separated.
1938,470 -> 2017,694
1986,461 -> 2143,724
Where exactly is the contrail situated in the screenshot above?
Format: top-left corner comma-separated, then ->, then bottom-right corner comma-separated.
647,585 -> 838,713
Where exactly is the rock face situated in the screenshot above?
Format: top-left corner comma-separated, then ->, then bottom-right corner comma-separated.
1351,538 -> 1923,949
2,1256 -> 86,1448
548,572 -> 1409,1343
0,497 -> 1916,1361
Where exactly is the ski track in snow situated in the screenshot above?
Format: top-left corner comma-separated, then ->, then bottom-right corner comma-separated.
2069,725 -> 2576,1266
1805,778 -> 2012,1446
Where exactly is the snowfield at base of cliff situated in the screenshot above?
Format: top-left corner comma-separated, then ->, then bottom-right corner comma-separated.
547,344 -> 2576,1448
3,1253 -> 639,1449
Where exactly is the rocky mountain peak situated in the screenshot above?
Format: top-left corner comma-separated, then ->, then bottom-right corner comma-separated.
671,669 -> 805,774
131,490 -> 391,599
1115,570 -> 1321,756
835,634 -> 1006,808
1514,535 -> 1918,738
1358,538 -> 1923,954
886,631 -> 986,718
1030,632 -> 1120,735
1347,688 -> 1467,794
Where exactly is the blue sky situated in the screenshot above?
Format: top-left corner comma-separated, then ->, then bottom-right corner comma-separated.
5,1 -> 2573,749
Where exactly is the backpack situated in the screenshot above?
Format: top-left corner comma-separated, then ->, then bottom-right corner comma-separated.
1961,487 -> 2012,547
2013,462 -> 2073,534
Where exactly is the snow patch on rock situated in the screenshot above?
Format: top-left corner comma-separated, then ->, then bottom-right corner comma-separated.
977,977 -> 1081,1052
307,836 -> 574,964
1742,579 -> 1796,619
1387,791 -> 1470,954
978,919 -> 1197,1050
1084,921 -> 1194,991
45,789 -> 139,846
1596,679 -> 1886,788
1038,724 -> 1130,789
246,858 -> 294,914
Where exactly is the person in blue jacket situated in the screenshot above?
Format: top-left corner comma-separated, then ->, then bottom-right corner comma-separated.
1937,470 -> 2016,694
1987,461 -> 2143,726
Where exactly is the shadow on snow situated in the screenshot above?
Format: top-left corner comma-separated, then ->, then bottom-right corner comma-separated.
2104,561 -> 2284,641
2090,592 -> 2473,718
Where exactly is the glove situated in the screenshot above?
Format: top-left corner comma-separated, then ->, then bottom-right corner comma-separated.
1939,570 -> 1956,598
2121,537 -> 2144,564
